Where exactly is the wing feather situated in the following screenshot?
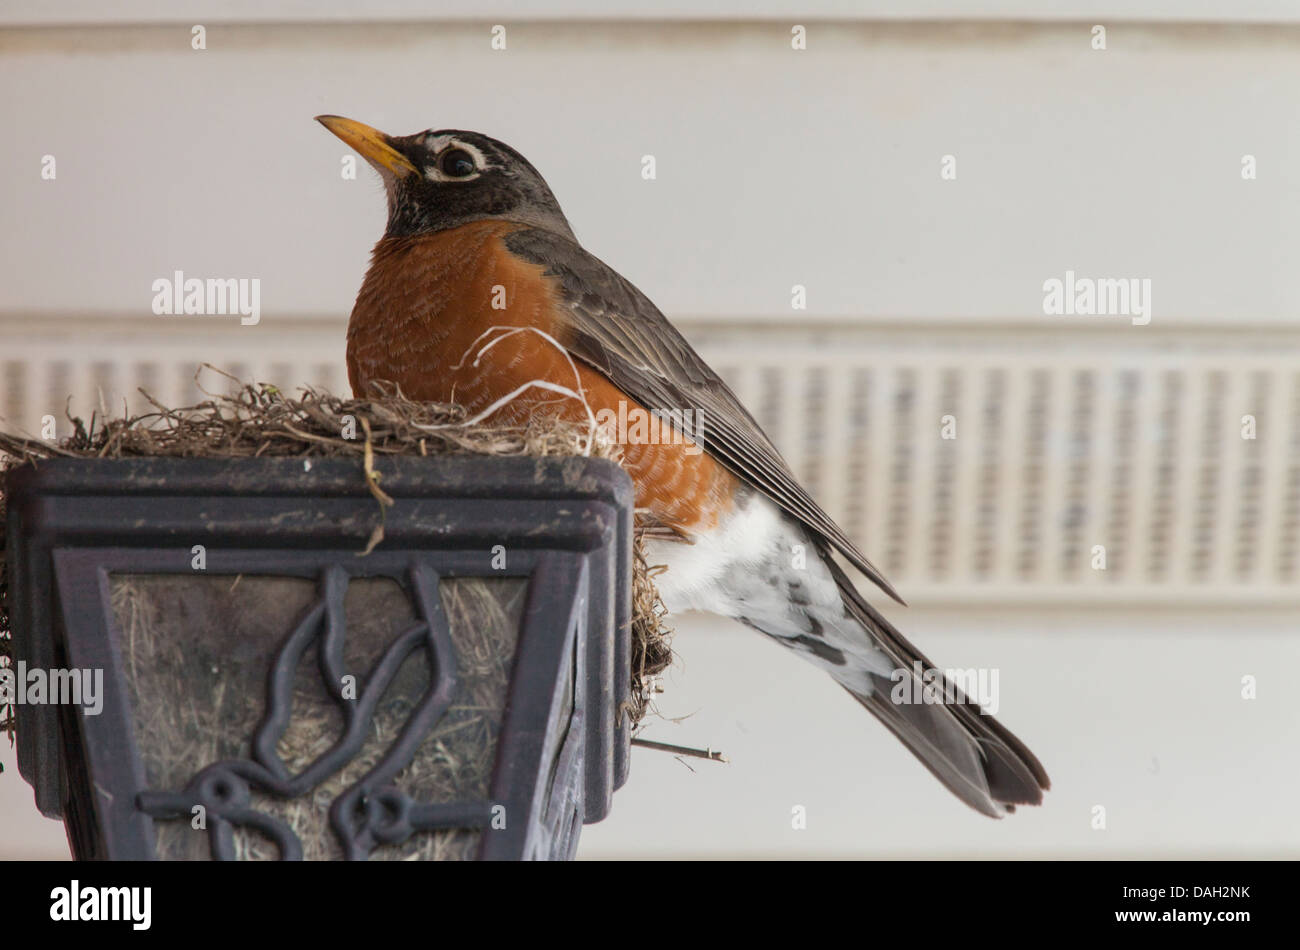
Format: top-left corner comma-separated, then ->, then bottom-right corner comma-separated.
506,227 -> 904,604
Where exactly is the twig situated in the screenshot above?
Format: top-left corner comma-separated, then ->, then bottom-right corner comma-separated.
631,737 -> 728,763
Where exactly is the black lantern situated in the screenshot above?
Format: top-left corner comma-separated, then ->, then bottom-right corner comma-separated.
3,456 -> 632,860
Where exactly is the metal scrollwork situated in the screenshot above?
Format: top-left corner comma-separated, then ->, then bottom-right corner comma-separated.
136,563 -> 493,859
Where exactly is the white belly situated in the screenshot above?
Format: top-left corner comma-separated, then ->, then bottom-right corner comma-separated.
643,492 -> 895,690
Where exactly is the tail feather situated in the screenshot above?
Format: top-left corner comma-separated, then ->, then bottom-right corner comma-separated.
823,552 -> 1050,817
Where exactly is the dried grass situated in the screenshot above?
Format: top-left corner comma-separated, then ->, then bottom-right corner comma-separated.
114,572 -> 523,861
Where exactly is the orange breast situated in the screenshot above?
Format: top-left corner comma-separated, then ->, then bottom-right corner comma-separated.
347,221 -> 737,531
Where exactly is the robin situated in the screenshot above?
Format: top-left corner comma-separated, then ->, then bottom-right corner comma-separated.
317,115 -> 1049,816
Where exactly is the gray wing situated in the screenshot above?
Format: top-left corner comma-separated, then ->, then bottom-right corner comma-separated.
505,226 -> 904,604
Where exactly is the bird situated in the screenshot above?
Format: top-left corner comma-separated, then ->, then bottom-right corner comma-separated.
317,115 -> 1049,817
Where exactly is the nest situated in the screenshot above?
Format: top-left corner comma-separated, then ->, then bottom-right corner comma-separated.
0,375 -> 674,746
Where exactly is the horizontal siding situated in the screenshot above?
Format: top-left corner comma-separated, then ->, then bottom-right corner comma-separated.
3,315 -> 1296,606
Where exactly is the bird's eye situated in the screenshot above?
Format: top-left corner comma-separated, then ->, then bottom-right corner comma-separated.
439,148 -> 476,178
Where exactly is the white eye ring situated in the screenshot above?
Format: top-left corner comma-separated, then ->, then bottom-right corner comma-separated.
422,137 -> 489,182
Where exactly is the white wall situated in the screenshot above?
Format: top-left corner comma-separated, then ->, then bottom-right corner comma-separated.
2,21 -> 1298,322
583,607 -> 1300,858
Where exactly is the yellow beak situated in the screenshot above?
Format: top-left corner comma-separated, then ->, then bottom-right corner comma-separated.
315,115 -> 419,177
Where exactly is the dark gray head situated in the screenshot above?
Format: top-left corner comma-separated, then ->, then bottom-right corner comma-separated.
316,115 -> 575,240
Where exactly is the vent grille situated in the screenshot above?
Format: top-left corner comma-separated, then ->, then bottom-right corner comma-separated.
2,317 -> 1297,604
